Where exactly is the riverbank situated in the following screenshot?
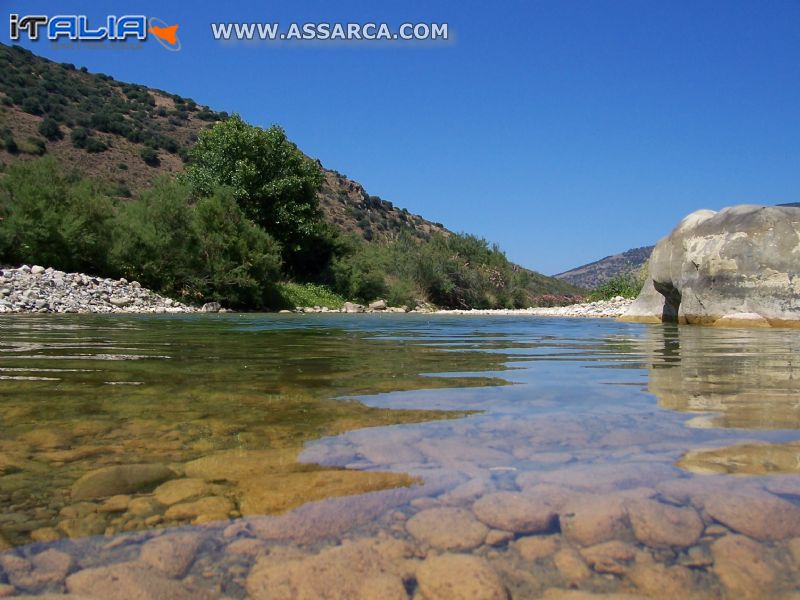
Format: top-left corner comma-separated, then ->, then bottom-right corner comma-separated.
1,265 -> 632,318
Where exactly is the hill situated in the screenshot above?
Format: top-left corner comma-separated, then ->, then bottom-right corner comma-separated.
555,246 -> 653,289
0,43 -> 581,304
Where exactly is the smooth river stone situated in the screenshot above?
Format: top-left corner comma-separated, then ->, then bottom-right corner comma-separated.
702,490 -> 800,541
415,553 -> 507,600
71,464 -> 175,500
559,494 -> 631,547
711,535 -> 776,600
246,537 -> 413,600
625,499 -> 703,548
66,562 -> 201,599
472,492 -> 557,533
139,532 -> 205,578
153,478 -> 213,506
406,507 -> 488,550
163,496 -> 234,523
579,540 -> 637,575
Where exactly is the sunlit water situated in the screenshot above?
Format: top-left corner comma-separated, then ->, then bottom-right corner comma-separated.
0,314 -> 798,598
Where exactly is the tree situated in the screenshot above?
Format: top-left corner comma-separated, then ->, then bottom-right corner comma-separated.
184,115 -> 324,263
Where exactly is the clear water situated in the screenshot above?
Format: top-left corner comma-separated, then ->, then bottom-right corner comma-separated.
0,314 -> 798,598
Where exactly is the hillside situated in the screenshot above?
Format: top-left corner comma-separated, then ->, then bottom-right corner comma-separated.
0,43 -> 581,301
555,245 -> 653,289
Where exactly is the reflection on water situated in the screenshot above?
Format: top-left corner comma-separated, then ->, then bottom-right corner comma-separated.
0,314 -> 798,598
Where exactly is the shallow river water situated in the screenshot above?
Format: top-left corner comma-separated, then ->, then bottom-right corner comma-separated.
0,314 -> 799,598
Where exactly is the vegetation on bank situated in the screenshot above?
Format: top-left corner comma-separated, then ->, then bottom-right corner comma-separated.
588,273 -> 645,301
0,106 -> 583,310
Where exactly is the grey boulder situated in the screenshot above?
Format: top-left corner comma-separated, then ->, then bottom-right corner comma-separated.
623,205 -> 800,328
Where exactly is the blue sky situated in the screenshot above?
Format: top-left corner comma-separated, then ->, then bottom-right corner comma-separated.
3,1 -> 799,274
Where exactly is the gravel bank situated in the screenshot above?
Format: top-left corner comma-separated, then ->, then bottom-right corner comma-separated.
434,297 -> 634,318
0,265 -> 199,314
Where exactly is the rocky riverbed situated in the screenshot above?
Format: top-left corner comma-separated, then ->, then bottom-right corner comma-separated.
0,266 -> 199,314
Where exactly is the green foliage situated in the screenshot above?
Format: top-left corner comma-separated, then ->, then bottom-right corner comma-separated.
111,179 -> 282,308
277,282 -> 345,309
185,115 -> 325,266
330,232 -> 536,309
0,127 -> 18,153
19,136 -> 47,156
140,146 -> 160,166
84,137 -> 108,153
588,273 -> 644,301
191,189 -> 283,307
0,157 -> 114,273
38,117 -> 63,141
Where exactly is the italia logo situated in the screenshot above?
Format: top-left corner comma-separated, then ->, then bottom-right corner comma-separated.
8,14 -> 181,51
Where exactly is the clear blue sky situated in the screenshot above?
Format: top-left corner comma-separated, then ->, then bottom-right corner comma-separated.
3,1 -> 799,274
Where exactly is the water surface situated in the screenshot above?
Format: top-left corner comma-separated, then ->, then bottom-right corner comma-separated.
0,314 -> 798,598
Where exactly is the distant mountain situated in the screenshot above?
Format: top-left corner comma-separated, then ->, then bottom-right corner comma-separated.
555,246 -> 654,289
779,203 -> 800,208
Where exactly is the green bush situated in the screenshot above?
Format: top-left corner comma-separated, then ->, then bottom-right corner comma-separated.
588,274 -> 644,301
111,180 -> 282,308
70,127 -> 89,148
84,136 -> 107,153
0,157 -> 114,273
38,117 -> 63,141
191,189 -> 282,307
277,282 -> 345,309
0,128 -> 18,153
140,146 -> 160,166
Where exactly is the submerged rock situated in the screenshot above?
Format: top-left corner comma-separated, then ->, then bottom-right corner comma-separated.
415,553 -> 506,600
406,507 -> 488,550
246,537 -> 413,599
71,464 -> 175,500
472,492 -> 557,533
623,205 -> 800,327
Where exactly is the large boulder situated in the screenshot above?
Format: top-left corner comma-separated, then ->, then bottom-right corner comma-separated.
622,205 -> 800,327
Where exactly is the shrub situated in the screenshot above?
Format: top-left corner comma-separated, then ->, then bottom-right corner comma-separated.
111,180 -> 282,307
588,274 -> 644,301
38,117 -> 63,141
84,136 -> 107,153
0,128 -> 18,154
0,157 -> 114,273
19,136 -> 47,156
70,126 -> 89,148
276,282 -> 345,309
140,146 -> 160,166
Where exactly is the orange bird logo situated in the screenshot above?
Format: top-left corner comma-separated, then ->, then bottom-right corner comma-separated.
148,18 -> 181,51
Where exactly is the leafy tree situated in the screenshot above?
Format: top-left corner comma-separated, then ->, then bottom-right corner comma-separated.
184,115 -> 324,266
